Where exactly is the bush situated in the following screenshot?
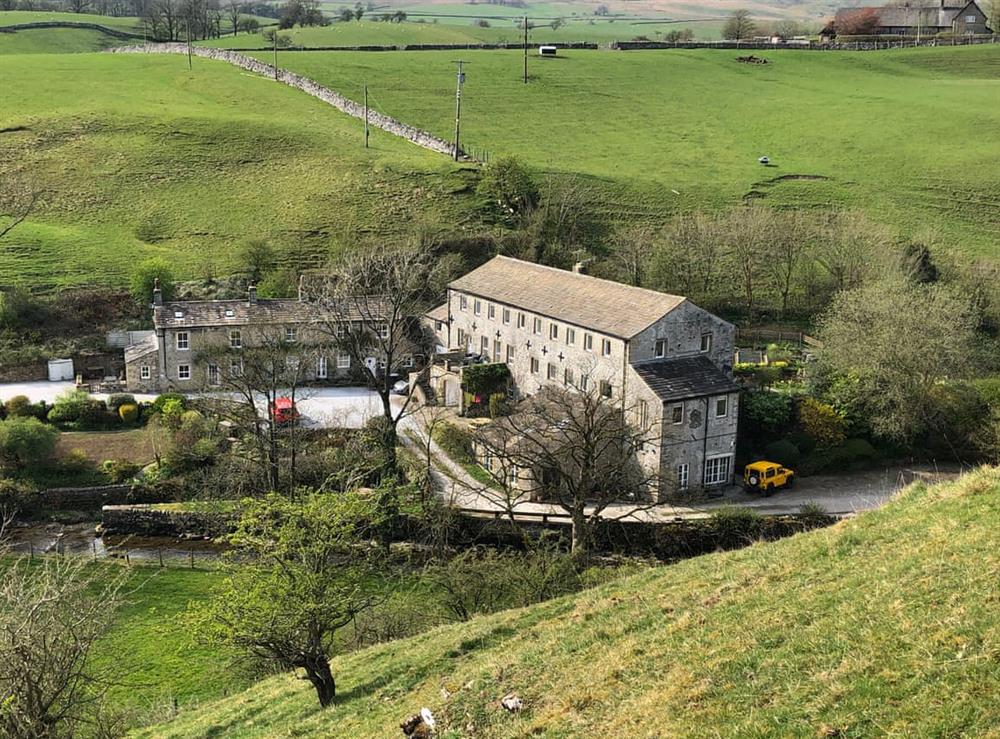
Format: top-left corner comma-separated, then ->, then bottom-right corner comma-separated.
785,429 -> 816,455
488,393 -> 508,419
160,398 -> 185,431
130,258 -> 175,307
841,437 -> 879,464
431,423 -> 474,465
476,155 -> 539,222
77,399 -> 109,429
118,403 -> 139,424
106,393 -> 136,411
0,417 -> 58,469
152,393 -> 185,414
764,439 -> 801,468
60,448 -> 93,474
740,390 -> 792,438
102,458 -> 141,484
972,377 -> 1000,410
797,397 -> 847,449
47,389 -> 93,424
4,395 -> 32,418
0,478 -> 37,513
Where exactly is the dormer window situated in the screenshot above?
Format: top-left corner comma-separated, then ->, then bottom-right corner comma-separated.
224,309 -> 235,318
173,310 -> 184,319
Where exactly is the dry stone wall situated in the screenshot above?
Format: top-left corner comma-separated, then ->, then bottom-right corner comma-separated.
110,44 -> 464,158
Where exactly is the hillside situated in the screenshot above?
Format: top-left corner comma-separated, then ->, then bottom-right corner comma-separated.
0,52 -> 473,290
256,44 -> 1000,257
136,466 -> 1000,737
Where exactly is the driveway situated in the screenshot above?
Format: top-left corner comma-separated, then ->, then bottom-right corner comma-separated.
0,381 -> 159,405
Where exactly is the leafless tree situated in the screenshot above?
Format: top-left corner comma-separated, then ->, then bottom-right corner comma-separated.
813,210 -> 893,294
316,242 -> 438,475
765,209 -> 810,317
608,223 -> 656,287
721,203 -> 773,323
722,8 -> 757,40
650,212 -> 727,310
473,382 -> 663,556
225,0 -> 244,34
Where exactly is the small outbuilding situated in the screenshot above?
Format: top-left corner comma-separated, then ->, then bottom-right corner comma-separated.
539,45 -> 557,56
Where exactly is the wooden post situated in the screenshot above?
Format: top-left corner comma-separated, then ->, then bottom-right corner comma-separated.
273,29 -> 278,80
523,16 -> 528,84
364,84 -> 369,148
189,551 -> 195,569
158,548 -> 164,568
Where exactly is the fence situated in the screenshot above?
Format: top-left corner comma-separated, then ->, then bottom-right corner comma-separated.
736,327 -> 823,348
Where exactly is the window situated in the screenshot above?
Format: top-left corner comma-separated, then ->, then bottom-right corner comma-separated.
566,327 -> 576,345
584,333 -> 593,351
547,363 -> 557,380
207,363 -> 220,386
379,324 -> 390,340
715,396 -> 729,418
493,340 -> 501,362
402,354 -> 414,368
549,323 -> 559,340
337,323 -> 349,338
378,358 -> 387,370
601,338 -> 612,356
671,404 -> 683,425
474,299 -> 482,316
704,456 -> 732,487
599,380 -> 612,398
285,327 -> 298,343
224,308 -> 235,318
564,367 -> 574,386
700,333 -> 712,353
457,328 -> 466,346
517,312 -> 526,329
506,345 -> 515,363
676,463 -> 689,491
530,357 -> 540,374
230,359 -> 243,377
488,303 -> 496,319
317,356 -> 328,379
176,332 -> 189,351
140,365 -> 150,380
337,352 -> 351,369
502,307 -> 511,324
967,14 -> 976,21
637,399 -> 648,428
481,336 -> 489,356
533,317 -> 542,335
655,339 -> 666,358
177,364 -> 190,380
580,374 -> 590,391
173,310 -> 184,319
229,329 -> 242,349
460,294 -> 468,311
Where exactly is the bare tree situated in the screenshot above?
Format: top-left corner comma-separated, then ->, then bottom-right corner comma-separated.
765,209 -> 810,317
608,223 -> 656,287
813,210 -> 893,294
721,203 -> 772,323
649,212 -> 727,311
317,242 -> 438,475
722,9 -> 756,40
226,0 -> 244,34
473,382 -> 661,556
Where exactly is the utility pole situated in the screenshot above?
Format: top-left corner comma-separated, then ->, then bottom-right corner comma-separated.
186,14 -> 192,69
364,84 -> 370,148
451,60 -> 466,161
523,15 -> 528,84
273,29 -> 278,80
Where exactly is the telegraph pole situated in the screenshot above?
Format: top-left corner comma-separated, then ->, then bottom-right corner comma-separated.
452,60 -> 466,161
186,15 -> 192,69
364,84 -> 370,148
523,16 -> 528,83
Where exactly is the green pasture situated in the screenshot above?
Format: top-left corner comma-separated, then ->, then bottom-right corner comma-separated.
253,44 -> 1000,254
0,25 -> 126,53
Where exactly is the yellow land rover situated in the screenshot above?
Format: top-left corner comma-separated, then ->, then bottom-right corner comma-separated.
743,461 -> 795,496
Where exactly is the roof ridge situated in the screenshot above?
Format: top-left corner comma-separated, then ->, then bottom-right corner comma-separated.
492,256 -> 686,302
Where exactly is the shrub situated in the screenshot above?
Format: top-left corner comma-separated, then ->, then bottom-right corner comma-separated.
4,395 -> 32,418
161,398 -> 185,431
797,397 -> 847,449
102,458 -> 141,484
118,403 -> 139,424
841,437 -> 879,464
764,439 -> 801,468
785,429 -> 816,455
61,448 -> 92,474
476,155 -> 539,222
130,258 -> 175,307
77,399 -> 109,429
0,417 -> 58,469
972,377 -> 1000,410
152,393 -> 185,414
488,393 -> 508,419
47,389 -> 93,424
431,423 -> 474,465
740,390 -> 792,438
106,393 -> 136,411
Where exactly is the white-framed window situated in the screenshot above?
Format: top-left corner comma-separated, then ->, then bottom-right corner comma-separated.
502,307 -> 511,324
229,329 -> 242,349
530,357 -> 540,374
224,308 -> 235,318
457,327 -> 466,346
317,356 -> 328,379
474,299 -> 482,316
506,345 -> 515,363
600,380 -> 612,398
230,358 -> 243,377
580,374 -> 590,391
176,332 -> 189,351
564,367 -> 574,386
459,294 -> 468,311
285,327 -> 298,343
173,310 -> 184,319
517,312 -> 526,329
140,365 -> 150,380
207,363 -> 220,386
493,340 -> 501,362
378,324 -> 390,340
488,303 -> 496,319
481,336 -> 489,355
637,399 -> 648,429
533,317 -> 542,335
566,327 -> 576,345
402,354 -> 414,368
549,323 -> 559,340
676,463 -> 689,491
704,455 -> 732,487
967,14 -> 976,21
716,396 -> 729,418
177,364 -> 191,380
700,333 -> 712,353
547,363 -> 557,380
655,339 -> 666,358
601,338 -> 612,356
671,404 -> 684,424
337,352 -> 351,369
584,333 -> 593,351
336,323 -> 349,338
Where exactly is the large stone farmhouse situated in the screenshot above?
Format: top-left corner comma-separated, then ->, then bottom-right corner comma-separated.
428,256 -> 739,496
830,0 -> 992,36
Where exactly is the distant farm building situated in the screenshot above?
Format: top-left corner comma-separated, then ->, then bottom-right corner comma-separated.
824,0 -> 993,38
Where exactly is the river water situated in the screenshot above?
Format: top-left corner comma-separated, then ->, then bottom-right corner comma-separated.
5,521 -> 224,562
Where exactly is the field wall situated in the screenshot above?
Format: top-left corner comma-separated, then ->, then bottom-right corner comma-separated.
110,44 -> 464,158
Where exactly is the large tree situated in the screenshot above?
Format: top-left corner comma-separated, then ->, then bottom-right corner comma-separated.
192,491 -> 385,707
816,278 -> 978,444
722,9 -> 757,40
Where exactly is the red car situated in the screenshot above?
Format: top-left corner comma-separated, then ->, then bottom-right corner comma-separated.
270,397 -> 299,426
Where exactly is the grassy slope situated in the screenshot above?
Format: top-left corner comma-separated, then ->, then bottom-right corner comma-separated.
0,52 -> 472,289
0,26 -> 126,53
259,45 -> 1000,255
0,10 -> 143,31
138,466 -> 1000,738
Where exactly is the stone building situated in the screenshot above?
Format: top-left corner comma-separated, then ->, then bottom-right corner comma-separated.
427,256 -> 739,496
124,283 -> 411,393
829,0 -> 992,36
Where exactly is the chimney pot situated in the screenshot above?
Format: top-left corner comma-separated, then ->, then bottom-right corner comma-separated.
298,274 -> 306,302
152,277 -> 163,307
248,284 -> 258,305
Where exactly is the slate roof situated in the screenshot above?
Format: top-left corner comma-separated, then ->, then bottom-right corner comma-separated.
153,298 -> 377,330
426,303 -> 449,322
834,2 -> 972,28
632,356 -> 738,402
124,332 -> 158,362
448,256 -> 686,339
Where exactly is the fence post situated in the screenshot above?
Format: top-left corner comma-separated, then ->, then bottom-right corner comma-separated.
92,540 -> 97,561
189,551 -> 195,569
159,549 -> 164,568
125,550 -> 130,566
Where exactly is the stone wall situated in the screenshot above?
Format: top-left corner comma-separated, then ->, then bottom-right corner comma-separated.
110,44 -> 463,158
37,484 -> 166,510
102,504 -> 235,538
0,362 -> 47,383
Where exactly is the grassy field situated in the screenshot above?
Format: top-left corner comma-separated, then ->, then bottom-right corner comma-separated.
0,10 -> 144,31
55,429 -> 154,465
0,52 -> 474,290
135,466 -> 1000,737
0,26 -> 130,53
253,44 -> 1000,256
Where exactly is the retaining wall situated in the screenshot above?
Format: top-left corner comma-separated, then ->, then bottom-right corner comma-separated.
109,44 -> 464,158
102,504 -> 234,538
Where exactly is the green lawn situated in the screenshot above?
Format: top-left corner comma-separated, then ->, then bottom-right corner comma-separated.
0,52 -> 474,290
254,44 -> 1000,256
136,466 -> 1000,737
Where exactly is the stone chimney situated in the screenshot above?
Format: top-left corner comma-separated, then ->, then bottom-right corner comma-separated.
248,284 -> 258,305
572,258 -> 594,275
152,277 -> 163,307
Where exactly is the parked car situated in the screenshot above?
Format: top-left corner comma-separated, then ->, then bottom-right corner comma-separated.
391,379 -> 410,395
269,397 -> 299,426
743,460 -> 794,496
